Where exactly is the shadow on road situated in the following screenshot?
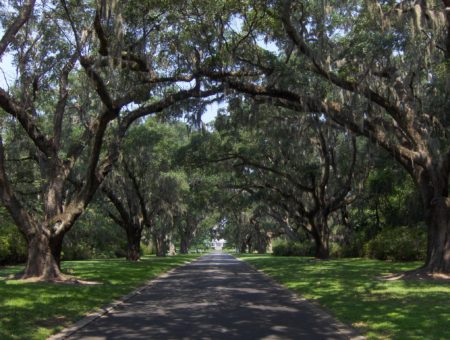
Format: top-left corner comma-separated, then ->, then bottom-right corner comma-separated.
68,253 -> 357,340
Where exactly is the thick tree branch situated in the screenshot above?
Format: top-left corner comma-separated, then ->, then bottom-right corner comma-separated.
121,85 -> 223,130
54,52 -> 79,149
0,0 -> 35,58
281,0 -> 403,120
235,154 -> 314,192
102,183 -> 131,228
93,10 -> 108,56
0,89 -> 55,157
315,123 -> 330,204
80,57 -> 115,110
123,160 -> 153,228
227,80 -> 427,169
0,135 -> 39,237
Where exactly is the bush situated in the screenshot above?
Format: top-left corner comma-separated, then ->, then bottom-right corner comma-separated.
272,240 -> 315,256
62,208 -> 127,260
62,243 -> 94,260
0,224 -> 27,265
363,225 -> 426,261
330,231 -> 369,258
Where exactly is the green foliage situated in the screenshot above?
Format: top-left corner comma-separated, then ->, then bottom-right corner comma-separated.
0,0 -> 446,278
240,255 -> 450,340
272,239 -> 315,257
0,254 -> 200,340
0,224 -> 27,265
364,164 -> 423,228
62,207 -> 126,260
329,229 -> 368,258
364,226 -> 427,261
0,208 -> 27,265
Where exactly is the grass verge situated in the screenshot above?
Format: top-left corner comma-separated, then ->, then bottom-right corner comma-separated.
0,254 -> 201,340
237,254 -> 450,340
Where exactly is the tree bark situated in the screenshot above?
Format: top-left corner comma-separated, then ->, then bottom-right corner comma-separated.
239,241 -> 247,253
154,234 -> 166,257
50,233 -> 64,268
407,161 -> 449,273
418,172 -> 450,273
424,201 -> 450,272
179,238 -> 190,254
311,215 -> 330,259
126,227 -> 142,261
255,232 -> 267,254
23,232 -> 62,280
314,236 -> 330,259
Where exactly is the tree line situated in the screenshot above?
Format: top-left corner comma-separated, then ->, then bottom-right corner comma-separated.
0,0 -> 449,280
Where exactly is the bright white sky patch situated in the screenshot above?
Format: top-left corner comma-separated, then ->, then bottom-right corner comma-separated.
0,27 -> 16,89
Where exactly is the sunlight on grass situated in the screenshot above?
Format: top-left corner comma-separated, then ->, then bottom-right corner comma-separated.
238,255 -> 450,340
0,254 -> 200,340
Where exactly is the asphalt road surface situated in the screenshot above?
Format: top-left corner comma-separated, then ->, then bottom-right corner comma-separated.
67,252 -> 361,340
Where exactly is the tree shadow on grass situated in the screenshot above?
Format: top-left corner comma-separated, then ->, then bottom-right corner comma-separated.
0,255 -> 199,340
243,256 -> 450,340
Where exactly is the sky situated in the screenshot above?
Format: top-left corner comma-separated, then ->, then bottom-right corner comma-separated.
0,24 -> 15,89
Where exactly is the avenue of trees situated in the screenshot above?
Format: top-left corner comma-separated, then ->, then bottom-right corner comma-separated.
0,0 -> 449,279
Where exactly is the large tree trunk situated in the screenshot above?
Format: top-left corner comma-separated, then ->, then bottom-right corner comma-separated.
255,233 -> 267,254
154,234 -> 166,257
311,216 -> 330,259
252,222 -> 268,254
414,166 -> 450,274
126,227 -> 142,261
239,241 -> 247,253
50,233 -> 64,268
23,232 -> 62,280
179,238 -> 190,254
314,236 -> 330,259
423,199 -> 450,273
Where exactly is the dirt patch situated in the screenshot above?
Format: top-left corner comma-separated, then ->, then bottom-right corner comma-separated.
50,277 -> 103,285
352,321 -> 368,330
7,273 -> 102,285
379,270 -> 450,283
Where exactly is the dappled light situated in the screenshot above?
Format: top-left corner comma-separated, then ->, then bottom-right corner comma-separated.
0,255 -> 199,339
68,253 -> 356,340
241,255 -> 450,339
1,0 -> 450,338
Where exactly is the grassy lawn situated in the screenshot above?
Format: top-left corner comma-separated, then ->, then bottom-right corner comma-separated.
0,254 -> 201,340
238,254 -> 450,340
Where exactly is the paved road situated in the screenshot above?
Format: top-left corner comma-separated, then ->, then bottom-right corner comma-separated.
67,253 -> 360,340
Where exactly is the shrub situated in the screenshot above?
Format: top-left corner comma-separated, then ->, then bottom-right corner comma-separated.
363,225 -> 426,261
330,231 -> 369,258
0,224 -> 27,265
272,240 -> 315,256
62,243 -> 94,260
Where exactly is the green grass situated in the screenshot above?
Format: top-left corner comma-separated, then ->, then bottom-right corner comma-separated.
238,255 -> 450,340
0,254 -> 201,340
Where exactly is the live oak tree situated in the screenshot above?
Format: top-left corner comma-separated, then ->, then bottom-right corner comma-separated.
217,197 -> 278,254
244,205 -> 277,254
0,1 -> 222,280
213,103 -> 362,258
101,161 -> 147,262
211,0 -> 450,273
176,138 -> 225,254
3,0 -> 448,280
101,120 -> 189,260
176,171 -> 215,254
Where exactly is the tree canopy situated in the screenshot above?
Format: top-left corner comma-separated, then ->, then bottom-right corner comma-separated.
0,0 -> 449,279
